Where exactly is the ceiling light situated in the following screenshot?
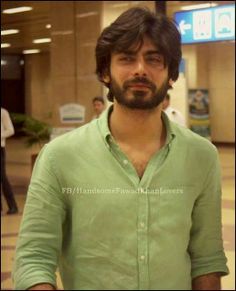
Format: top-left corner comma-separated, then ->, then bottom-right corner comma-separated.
112,3 -> 129,8
2,6 -> 33,14
23,49 -> 41,54
1,29 -> 19,36
52,30 -> 73,36
181,3 -> 218,11
1,60 -> 7,66
76,12 -> 98,18
1,43 -> 11,48
33,38 -> 51,44
46,24 -> 51,29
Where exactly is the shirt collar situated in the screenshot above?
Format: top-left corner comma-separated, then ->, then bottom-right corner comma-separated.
97,105 -> 113,146
97,105 -> 176,148
161,110 -> 176,146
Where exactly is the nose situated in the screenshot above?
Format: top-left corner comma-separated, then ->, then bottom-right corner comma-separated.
133,58 -> 147,77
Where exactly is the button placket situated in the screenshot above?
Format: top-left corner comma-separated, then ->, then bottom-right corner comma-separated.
137,187 -> 149,290
140,222 -> 145,229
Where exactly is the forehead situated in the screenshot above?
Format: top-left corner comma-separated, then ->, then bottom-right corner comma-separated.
113,36 -> 160,55
93,100 -> 103,104
132,37 -> 157,52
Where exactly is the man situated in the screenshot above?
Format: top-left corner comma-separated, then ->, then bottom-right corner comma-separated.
92,96 -> 106,119
162,93 -> 186,127
13,7 -> 229,290
1,107 -> 18,214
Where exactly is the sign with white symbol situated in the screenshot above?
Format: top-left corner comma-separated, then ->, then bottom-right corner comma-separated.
179,20 -> 191,35
175,4 -> 235,44
215,7 -> 235,38
193,10 -> 212,40
59,103 -> 85,124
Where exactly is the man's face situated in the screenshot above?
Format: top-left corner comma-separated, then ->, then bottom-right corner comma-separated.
104,37 -> 171,110
93,101 -> 105,115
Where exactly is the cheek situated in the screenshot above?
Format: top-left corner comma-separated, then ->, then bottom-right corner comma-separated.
153,70 -> 169,86
110,63 -> 131,84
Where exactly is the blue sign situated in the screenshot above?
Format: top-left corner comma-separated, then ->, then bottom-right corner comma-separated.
174,4 -> 235,44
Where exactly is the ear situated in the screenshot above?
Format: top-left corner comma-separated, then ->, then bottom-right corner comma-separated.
169,78 -> 174,86
103,75 -> 110,83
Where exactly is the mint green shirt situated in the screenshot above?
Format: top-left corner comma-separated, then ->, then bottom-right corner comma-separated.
13,106 -> 229,290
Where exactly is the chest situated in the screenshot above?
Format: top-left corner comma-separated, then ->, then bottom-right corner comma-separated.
119,144 -> 159,179
129,154 -> 151,178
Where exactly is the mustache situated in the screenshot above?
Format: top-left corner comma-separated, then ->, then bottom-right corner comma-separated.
123,77 -> 156,92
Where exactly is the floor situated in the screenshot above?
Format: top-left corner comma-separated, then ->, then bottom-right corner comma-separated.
1,138 -> 235,290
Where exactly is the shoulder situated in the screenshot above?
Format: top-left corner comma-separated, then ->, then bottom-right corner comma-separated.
1,108 -> 11,122
44,119 -> 99,154
1,108 -> 8,116
172,121 -> 218,162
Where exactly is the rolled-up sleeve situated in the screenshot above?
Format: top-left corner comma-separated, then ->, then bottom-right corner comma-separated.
188,146 -> 229,279
12,144 -> 66,290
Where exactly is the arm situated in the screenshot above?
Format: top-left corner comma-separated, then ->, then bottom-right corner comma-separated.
2,109 -> 14,139
188,147 -> 229,283
29,283 -> 56,290
192,272 -> 221,290
12,145 -> 66,290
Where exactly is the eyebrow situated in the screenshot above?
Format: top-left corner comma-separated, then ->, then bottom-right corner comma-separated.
145,50 -> 162,56
118,50 -> 162,56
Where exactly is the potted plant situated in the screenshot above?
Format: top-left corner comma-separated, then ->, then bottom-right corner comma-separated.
10,113 -> 52,170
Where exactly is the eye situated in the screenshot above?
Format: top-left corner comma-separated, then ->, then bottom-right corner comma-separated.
146,56 -> 162,63
119,56 -> 134,62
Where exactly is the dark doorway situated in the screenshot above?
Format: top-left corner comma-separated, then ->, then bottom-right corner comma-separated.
1,55 -> 25,114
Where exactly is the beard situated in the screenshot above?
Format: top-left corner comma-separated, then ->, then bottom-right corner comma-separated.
109,76 -> 169,110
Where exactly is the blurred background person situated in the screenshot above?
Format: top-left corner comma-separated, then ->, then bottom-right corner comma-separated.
92,96 -> 106,119
1,107 -> 18,214
162,93 -> 186,127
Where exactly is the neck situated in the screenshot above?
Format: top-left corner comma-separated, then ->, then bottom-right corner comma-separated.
109,100 -> 165,147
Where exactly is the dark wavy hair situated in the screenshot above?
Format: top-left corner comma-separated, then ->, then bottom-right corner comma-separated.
95,7 -> 182,102
92,96 -> 105,104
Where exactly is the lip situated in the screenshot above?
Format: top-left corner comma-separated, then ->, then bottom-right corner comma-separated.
129,83 -> 150,88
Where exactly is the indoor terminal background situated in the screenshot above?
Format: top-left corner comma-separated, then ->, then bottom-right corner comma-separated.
1,1 -> 235,290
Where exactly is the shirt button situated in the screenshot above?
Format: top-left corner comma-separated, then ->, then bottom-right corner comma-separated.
140,255 -> 145,261
123,159 -> 128,165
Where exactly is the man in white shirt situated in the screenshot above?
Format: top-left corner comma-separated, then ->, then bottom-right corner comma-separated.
92,96 -> 106,120
162,93 -> 186,127
1,107 -> 18,214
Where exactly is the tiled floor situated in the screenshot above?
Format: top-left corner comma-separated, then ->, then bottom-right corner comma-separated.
1,138 -> 235,290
